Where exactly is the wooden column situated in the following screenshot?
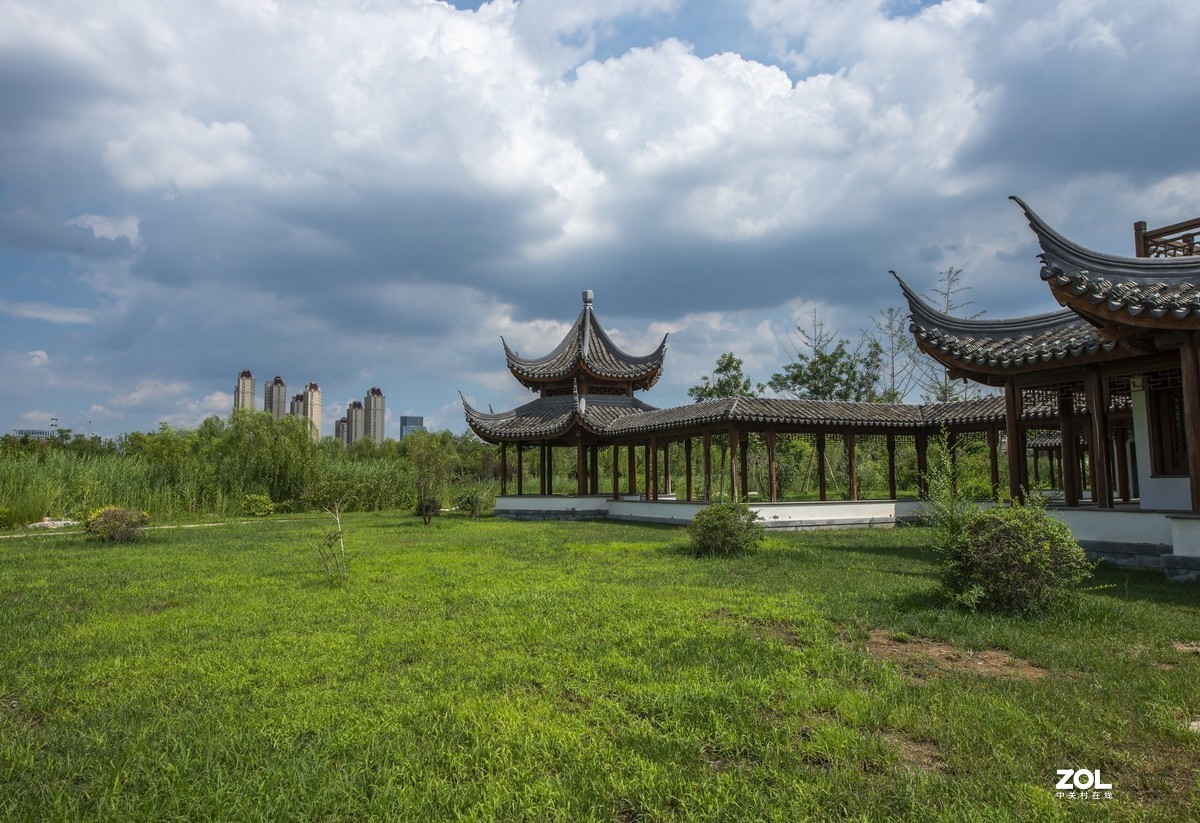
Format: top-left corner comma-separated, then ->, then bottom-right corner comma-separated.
846,433 -> 857,501
1059,389 -> 1080,507
987,425 -> 1000,501
703,431 -> 713,502
916,430 -> 929,499
500,443 -> 508,496
662,442 -> 672,496
685,438 -> 694,502
1004,380 -> 1024,503
817,433 -> 828,502
516,444 -> 524,496
739,433 -> 750,502
767,429 -> 778,503
612,445 -> 620,501
649,436 -> 659,501
1048,446 -> 1057,488
643,444 -> 651,499
729,428 -> 742,502
539,444 -> 547,494
1179,335 -> 1200,513
627,446 -> 637,496
1115,425 -> 1131,504
589,445 -> 599,494
886,434 -> 897,500
1086,370 -> 1112,508
576,439 -> 587,496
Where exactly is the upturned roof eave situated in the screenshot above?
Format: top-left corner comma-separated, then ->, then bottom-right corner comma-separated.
1013,195 -> 1200,282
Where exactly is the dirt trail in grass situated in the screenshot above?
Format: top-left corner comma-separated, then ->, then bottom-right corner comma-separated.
864,629 -> 1046,681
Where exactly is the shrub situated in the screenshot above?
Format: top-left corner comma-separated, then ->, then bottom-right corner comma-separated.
84,506 -> 149,543
688,501 -> 764,557
941,504 -> 1092,616
241,493 -> 274,517
0,506 -> 17,530
415,495 -> 441,525
454,484 -> 494,519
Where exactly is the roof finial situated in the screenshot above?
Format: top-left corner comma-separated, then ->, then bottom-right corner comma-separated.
582,289 -> 593,306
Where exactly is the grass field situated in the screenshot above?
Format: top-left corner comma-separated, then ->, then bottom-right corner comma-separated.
2,514 -> 1199,821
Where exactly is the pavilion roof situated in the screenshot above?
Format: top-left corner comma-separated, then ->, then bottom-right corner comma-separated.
1014,196 -> 1200,329
502,292 -> 668,391
896,273 -> 1122,374
461,393 -> 657,442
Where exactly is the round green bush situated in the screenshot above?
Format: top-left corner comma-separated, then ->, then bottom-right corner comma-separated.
85,506 -> 150,543
688,501 -> 764,557
942,504 -> 1092,616
241,493 -> 275,517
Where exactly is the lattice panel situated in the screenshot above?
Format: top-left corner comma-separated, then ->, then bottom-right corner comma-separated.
1146,369 -> 1183,392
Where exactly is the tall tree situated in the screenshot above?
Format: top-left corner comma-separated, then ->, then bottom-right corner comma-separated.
688,352 -> 761,402
768,309 -> 883,402
870,305 -> 919,403
915,267 -> 984,402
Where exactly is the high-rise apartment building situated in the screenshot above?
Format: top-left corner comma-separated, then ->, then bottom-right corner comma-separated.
290,393 -> 306,417
303,382 -> 322,440
346,401 -> 365,444
398,416 -> 425,438
263,376 -> 287,419
364,387 -> 385,445
334,417 -> 348,445
234,370 -> 255,411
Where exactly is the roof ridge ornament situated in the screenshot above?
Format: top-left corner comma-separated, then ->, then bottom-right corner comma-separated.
583,289 -> 593,307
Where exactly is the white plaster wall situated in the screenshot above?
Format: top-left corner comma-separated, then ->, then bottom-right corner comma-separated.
1169,516 -> 1200,557
494,495 -> 611,514
1131,382 -> 1191,511
1051,508 -> 1173,547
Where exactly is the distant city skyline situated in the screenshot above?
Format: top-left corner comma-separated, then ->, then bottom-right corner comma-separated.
230,370 -> 421,443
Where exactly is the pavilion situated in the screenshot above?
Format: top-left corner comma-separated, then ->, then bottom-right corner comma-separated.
463,292 -> 1044,530
896,196 -> 1200,580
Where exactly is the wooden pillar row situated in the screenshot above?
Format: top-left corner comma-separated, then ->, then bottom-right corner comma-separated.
1004,380 -> 1024,503
685,438 -> 694,502
1059,389 -> 1080,507
1086,370 -> 1112,508
703,430 -> 713,502
846,433 -> 857,501
886,434 -> 897,500
817,433 -> 828,502
1179,335 -> 1200,513
500,443 -> 508,496
767,429 -> 778,503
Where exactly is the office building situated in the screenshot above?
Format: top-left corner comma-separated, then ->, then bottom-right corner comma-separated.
398,416 -> 425,439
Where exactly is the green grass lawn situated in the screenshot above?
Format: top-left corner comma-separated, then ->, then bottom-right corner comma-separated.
2,514 -> 1198,821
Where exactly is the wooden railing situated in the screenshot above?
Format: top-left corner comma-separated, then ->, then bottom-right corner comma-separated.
1135,216 -> 1200,257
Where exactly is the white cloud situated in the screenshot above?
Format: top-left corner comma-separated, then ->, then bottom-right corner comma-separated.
66,214 -> 142,248
104,112 -> 263,192
27,350 -> 49,367
0,300 -> 97,325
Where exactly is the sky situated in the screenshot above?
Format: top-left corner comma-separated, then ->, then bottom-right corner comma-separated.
2,0 -> 1198,440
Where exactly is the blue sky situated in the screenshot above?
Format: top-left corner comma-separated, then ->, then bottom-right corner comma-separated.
2,0 -> 1198,439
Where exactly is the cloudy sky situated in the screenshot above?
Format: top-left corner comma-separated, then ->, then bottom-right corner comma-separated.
2,0 -> 1198,439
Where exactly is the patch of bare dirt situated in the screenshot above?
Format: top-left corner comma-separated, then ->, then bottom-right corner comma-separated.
1172,641 -> 1200,655
865,629 -> 1045,681
879,730 -> 947,773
